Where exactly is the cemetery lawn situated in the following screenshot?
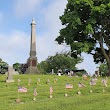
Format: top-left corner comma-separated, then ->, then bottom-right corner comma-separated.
0,74 -> 110,110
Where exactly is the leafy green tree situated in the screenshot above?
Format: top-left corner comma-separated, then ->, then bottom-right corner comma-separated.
0,58 -> 8,74
13,63 -> 22,73
39,52 -> 83,74
38,61 -> 48,74
56,0 -> 110,76
98,63 -> 108,76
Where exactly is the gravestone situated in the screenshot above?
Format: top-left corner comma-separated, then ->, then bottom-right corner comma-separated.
52,69 -> 54,74
6,66 -> 14,83
5,67 -> 19,75
58,72 -> 61,76
57,69 -> 62,76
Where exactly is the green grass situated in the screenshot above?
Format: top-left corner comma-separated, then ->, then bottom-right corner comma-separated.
0,74 -> 110,110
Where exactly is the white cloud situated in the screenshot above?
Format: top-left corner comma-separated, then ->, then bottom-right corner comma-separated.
37,33 -> 70,62
14,0 -> 42,18
0,31 -> 30,65
36,0 -> 70,62
0,30 -> 70,66
76,53 -> 99,74
42,0 -> 67,34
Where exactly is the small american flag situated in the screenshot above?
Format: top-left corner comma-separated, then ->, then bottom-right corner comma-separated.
50,86 -> 53,94
78,82 -> 86,88
83,74 -> 87,80
18,79 -> 21,83
38,78 -> 40,83
90,80 -> 96,86
34,88 -> 37,96
18,86 -> 27,92
65,84 -> 73,89
102,79 -> 108,87
29,78 -> 32,83
48,79 -> 50,83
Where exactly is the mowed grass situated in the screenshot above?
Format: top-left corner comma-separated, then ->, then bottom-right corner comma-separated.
0,74 -> 110,110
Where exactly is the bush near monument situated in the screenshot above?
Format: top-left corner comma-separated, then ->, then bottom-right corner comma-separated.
13,63 -> 28,74
39,52 -> 83,74
13,63 -> 22,73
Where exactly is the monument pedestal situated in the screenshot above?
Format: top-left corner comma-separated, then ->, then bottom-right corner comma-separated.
25,67 -> 39,74
25,57 -> 40,74
6,79 -> 14,83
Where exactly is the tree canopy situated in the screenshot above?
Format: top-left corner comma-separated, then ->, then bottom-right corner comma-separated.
56,0 -> 110,75
13,63 -> 22,73
39,52 -> 83,74
98,63 -> 108,76
13,63 -> 28,74
0,58 -> 8,74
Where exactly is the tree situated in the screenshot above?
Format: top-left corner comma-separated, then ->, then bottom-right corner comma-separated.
13,63 -> 28,74
98,63 -> 108,76
0,58 -> 8,74
13,63 -> 22,73
38,61 -> 48,74
56,0 -> 110,76
39,52 -> 83,74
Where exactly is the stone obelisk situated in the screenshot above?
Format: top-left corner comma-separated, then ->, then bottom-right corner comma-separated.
25,18 -> 40,74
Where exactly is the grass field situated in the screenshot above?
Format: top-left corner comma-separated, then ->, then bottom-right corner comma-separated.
0,74 -> 110,110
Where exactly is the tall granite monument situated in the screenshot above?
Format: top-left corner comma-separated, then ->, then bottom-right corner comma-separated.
25,18 -> 40,74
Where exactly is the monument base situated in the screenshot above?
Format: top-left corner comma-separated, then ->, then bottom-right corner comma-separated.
6,80 -> 14,83
25,67 -> 40,74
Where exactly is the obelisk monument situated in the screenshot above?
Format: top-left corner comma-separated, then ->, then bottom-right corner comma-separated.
25,18 -> 40,74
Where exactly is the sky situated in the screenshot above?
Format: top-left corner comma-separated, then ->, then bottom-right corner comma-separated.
0,0 -> 99,74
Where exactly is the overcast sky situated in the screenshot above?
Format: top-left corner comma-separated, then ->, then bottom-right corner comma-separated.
0,0 -> 98,74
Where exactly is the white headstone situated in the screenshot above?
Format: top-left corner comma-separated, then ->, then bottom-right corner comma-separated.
58,73 -> 61,76
6,66 -> 14,83
52,69 -> 54,74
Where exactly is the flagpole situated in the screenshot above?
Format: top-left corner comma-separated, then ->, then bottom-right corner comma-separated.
89,75 -> 92,93
18,90 -> 20,99
65,73 -> 68,96
90,81 -> 92,93
16,88 -> 20,103
33,88 -> 37,101
101,72 -> 105,92
82,75 -> 83,81
18,78 -> 21,86
65,83 -> 68,97
103,84 -> 105,92
78,83 -> 81,95
102,79 -> 105,92
49,86 -> 53,98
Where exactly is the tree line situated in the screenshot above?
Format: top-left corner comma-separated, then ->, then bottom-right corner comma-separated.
0,52 -> 83,74
0,52 -> 107,76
